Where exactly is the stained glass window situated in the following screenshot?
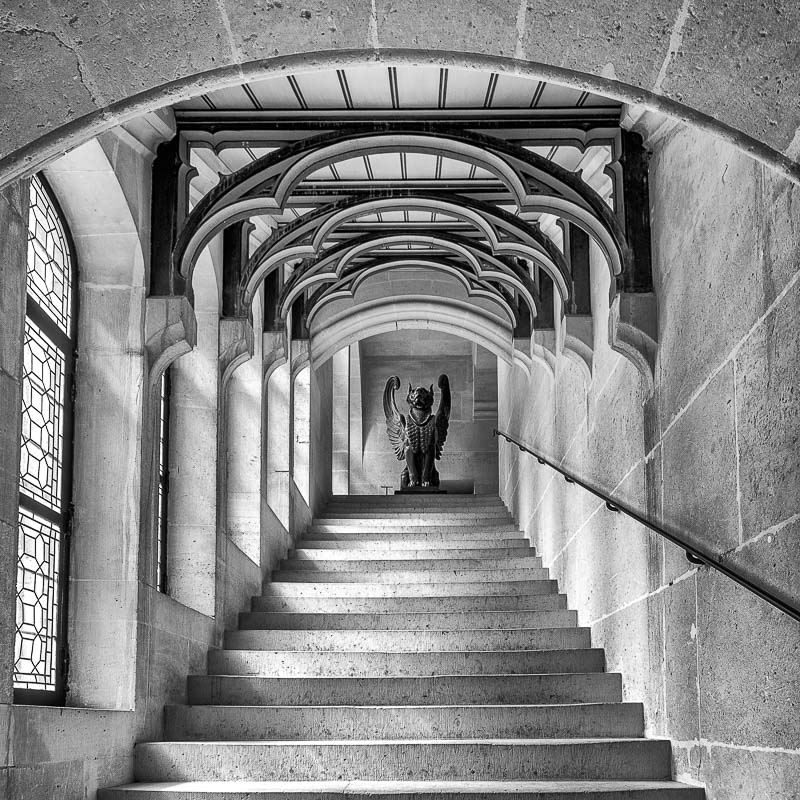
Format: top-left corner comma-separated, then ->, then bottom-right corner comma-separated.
14,175 -> 76,703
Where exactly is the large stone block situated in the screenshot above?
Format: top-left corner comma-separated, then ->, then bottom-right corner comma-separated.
661,363 -> 739,554
652,127 -> 761,420
696,568 -> 800,750
229,0 -> 371,61
734,278 -> 800,542
523,0 -> 682,87
662,571 -> 700,742
658,0 -> 800,154
701,742 -> 800,800
723,518 -> 800,610
376,1 -> 516,56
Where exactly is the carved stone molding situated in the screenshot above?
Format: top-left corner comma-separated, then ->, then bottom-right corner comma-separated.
608,291 -> 658,397
262,326 -> 289,388
563,313 -> 594,384
218,317 -> 255,393
291,338 -> 311,378
144,294 -> 197,394
531,329 -> 558,380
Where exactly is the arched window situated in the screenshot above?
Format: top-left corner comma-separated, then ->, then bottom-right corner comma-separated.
14,175 -> 77,704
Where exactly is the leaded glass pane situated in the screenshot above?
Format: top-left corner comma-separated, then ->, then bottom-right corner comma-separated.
14,508 -> 61,691
19,319 -> 65,512
156,371 -> 170,592
26,175 -> 73,337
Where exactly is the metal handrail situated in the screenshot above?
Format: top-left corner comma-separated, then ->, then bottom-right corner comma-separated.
493,428 -> 800,624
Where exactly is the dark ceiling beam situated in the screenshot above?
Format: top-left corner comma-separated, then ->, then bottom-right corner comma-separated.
175,109 -> 621,132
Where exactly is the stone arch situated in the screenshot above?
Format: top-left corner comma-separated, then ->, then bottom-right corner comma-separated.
1,45 -> 798,191
30,137 -> 148,709
308,295 -> 515,369
305,259 -> 519,330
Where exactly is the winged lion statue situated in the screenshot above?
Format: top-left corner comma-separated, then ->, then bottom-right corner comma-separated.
383,374 -> 451,489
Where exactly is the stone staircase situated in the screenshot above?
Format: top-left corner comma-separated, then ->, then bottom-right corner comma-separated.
102,495 -> 703,799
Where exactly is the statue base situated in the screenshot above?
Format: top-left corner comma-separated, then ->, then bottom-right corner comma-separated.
397,486 -> 448,494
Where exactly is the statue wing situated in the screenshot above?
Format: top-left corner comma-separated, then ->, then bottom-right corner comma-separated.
434,373 -> 451,459
383,375 -> 407,461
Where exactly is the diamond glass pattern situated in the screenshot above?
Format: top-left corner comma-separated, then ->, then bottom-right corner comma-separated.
26,176 -> 73,337
19,319 -> 65,512
14,508 -> 61,691
15,175 -> 73,696
156,371 -> 170,591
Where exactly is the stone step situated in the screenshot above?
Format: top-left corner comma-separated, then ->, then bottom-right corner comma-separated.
303,530 -> 525,542
310,524 -> 521,534
315,510 -> 511,519
186,673 -> 622,706
238,609 -> 578,631
207,648 -> 607,678
132,739 -> 674,782
261,580 -> 558,599
297,539 -> 532,551
271,567 -> 550,584
279,556 -> 544,572
165,702 -> 645,741
223,627 -> 592,652
326,498 -> 507,508
100,778 -> 705,799
251,593 -> 568,614
290,546 -> 535,559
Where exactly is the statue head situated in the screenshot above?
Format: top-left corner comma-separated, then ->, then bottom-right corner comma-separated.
406,383 -> 435,412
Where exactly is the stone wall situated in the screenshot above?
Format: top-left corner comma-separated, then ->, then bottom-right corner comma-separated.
499,125 -> 800,799
354,330 -> 498,495
1,4 -> 799,190
0,137 -> 267,798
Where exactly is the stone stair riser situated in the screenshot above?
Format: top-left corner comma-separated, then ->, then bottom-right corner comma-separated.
272,568 -> 550,583
280,557 -> 544,572
250,593 -> 568,613
223,627 -> 592,652
298,539 -> 532,551
207,648 -> 608,678
261,580 -> 558,598
237,609 -> 578,631
164,703 -> 645,741
100,783 -> 705,800
289,547 -> 535,559
133,739 -> 674,782
185,673 -> 623,706
304,530 -> 525,542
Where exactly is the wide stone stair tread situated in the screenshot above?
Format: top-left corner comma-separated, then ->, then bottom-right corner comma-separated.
286,547 -> 541,567
105,495 -> 701,798
260,579 -> 559,598
133,738 -> 674,782
164,702 -> 645,740
250,593 -> 568,613
224,627 -> 593,652
100,779 -> 704,799
279,557 -> 543,572
298,540 -> 532,551
306,517 -> 519,536
237,609 -> 577,630
271,567 -> 551,583
207,648 -> 608,677
303,530 -> 525,542
185,672 -> 623,705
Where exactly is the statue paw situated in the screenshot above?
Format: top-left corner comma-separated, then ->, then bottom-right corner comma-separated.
409,480 -> 419,487
422,481 -> 430,487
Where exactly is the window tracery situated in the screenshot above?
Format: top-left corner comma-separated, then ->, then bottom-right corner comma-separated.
14,175 -> 76,702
